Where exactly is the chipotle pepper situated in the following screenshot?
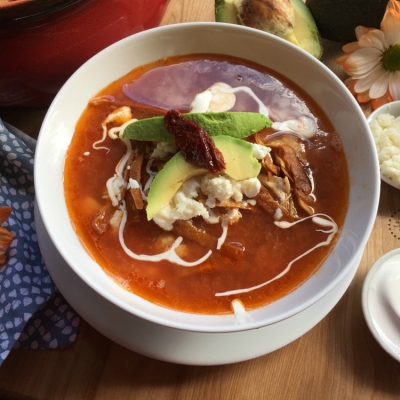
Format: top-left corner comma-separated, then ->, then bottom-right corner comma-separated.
164,110 -> 226,173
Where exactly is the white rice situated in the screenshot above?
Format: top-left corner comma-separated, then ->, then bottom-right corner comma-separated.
369,113 -> 400,187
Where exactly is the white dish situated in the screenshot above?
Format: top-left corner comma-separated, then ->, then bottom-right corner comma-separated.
367,100 -> 400,190
367,100 -> 400,122
34,22 -> 380,352
362,249 -> 400,362
35,205 -> 362,365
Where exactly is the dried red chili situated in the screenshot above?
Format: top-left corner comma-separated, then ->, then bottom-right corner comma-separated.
164,110 -> 226,173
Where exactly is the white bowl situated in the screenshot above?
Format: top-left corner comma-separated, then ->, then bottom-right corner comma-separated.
34,23 -> 380,344
367,100 -> 400,189
362,249 -> 400,362
367,100 -> 400,122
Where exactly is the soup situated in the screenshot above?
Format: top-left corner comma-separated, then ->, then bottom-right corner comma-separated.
64,54 -> 348,315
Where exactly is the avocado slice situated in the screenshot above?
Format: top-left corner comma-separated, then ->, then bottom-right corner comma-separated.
122,111 -> 272,142
291,0 -> 322,58
215,0 -> 322,59
215,0 -> 239,24
146,136 -> 261,220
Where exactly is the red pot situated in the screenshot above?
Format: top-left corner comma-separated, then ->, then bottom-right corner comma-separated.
0,0 -> 170,106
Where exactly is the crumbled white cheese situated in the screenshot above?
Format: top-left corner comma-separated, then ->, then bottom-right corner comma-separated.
239,177 -> 261,198
252,143 -> 271,159
151,141 -> 178,159
369,113 -> 400,187
199,174 -> 260,204
180,178 -> 201,199
152,174 -> 261,231
153,190 -> 209,231
201,175 -> 234,204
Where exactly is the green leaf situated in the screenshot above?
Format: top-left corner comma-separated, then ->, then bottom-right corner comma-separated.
121,112 -> 272,142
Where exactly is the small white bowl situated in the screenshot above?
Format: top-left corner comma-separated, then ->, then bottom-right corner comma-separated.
367,100 -> 400,190
362,249 -> 400,362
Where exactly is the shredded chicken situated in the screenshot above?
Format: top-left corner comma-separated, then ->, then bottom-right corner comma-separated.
257,133 -> 306,163
255,186 -> 287,217
261,152 -> 280,176
256,132 -> 314,216
276,144 -> 313,214
258,174 -> 297,217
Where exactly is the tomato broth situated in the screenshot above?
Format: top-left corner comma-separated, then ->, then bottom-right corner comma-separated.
64,54 -> 349,314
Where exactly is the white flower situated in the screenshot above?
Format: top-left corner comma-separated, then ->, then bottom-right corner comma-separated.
336,0 -> 400,109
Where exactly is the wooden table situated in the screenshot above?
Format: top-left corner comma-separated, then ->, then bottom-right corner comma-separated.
1,0 -> 400,399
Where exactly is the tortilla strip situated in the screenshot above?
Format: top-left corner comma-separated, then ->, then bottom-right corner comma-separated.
276,145 -> 312,206
216,199 -> 252,209
262,152 -> 280,176
258,133 -> 307,164
255,186 -> 287,217
126,142 -> 146,210
172,219 -> 244,259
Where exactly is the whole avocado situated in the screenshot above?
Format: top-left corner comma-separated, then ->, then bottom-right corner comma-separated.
305,0 -> 388,42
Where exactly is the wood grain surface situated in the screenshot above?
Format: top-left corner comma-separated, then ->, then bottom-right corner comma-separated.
0,0 -> 400,399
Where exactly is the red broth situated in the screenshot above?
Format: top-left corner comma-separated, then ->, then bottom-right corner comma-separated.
64,54 -> 349,314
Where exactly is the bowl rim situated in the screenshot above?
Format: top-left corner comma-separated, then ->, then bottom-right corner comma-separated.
34,21 -> 380,333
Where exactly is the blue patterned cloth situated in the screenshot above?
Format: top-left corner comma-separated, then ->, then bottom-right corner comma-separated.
0,119 -> 79,364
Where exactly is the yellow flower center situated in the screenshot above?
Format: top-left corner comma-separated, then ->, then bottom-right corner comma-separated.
382,44 -> 400,72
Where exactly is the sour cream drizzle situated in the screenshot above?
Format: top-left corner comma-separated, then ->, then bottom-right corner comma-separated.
117,201 -> 212,267
128,179 -> 148,201
217,210 -> 236,250
191,83 -> 318,139
106,138 -> 131,207
231,299 -> 252,324
114,198 -> 234,267
191,83 -> 270,118
214,84 -> 270,117
93,107 -> 134,151
144,159 -> 157,192
272,115 -> 317,139
215,213 -> 338,297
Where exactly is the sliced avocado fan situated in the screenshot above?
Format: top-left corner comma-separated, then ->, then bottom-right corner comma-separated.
146,136 -> 261,220
215,0 -> 323,59
122,112 -> 272,142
